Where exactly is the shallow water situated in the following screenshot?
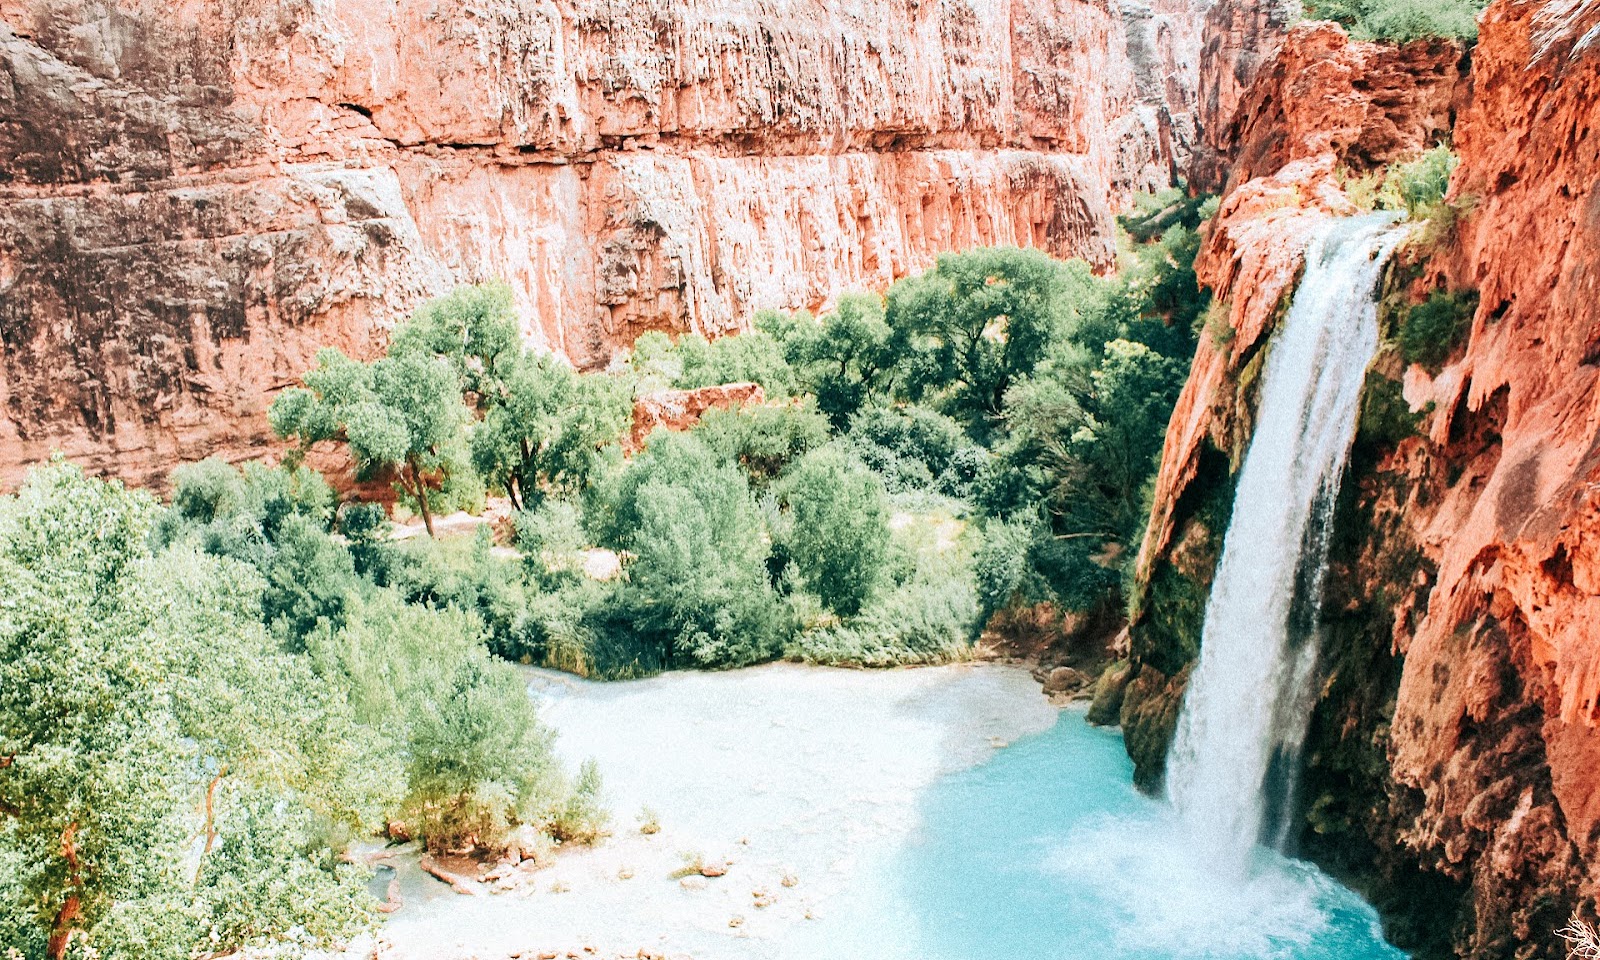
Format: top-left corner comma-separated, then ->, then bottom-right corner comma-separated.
370,663 -> 1402,960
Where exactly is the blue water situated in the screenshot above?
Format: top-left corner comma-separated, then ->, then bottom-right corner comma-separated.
785,709 -> 1404,960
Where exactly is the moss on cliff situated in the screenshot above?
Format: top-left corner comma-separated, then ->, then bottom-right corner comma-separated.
1293,274 -> 1484,958
1117,441 -> 1238,790
1294,416 -> 1468,958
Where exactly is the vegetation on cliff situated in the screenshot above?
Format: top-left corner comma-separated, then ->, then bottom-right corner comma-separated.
1302,0 -> 1487,41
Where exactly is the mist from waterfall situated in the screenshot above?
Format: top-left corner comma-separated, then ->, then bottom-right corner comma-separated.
1166,214 -> 1407,874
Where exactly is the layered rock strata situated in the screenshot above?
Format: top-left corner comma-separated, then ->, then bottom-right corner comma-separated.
0,0 -> 1203,489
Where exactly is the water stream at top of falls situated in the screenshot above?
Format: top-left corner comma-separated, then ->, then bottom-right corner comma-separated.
1166,214 -> 1408,875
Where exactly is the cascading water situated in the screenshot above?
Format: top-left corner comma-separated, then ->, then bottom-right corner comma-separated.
1166,214 -> 1408,874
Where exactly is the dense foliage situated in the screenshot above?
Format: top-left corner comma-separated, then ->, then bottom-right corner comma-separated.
0,459 -> 603,956
3,185 -> 1213,949
1303,0 -> 1486,41
1397,288 -> 1479,368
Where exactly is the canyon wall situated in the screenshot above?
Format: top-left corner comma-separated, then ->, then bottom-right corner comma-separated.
1120,0 -> 1598,955
0,0 -> 1203,489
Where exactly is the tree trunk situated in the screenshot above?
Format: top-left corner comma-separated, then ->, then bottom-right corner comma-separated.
46,895 -> 79,960
408,455 -> 435,537
194,767 -> 228,885
47,823 -> 81,960
508,474 -> 524,513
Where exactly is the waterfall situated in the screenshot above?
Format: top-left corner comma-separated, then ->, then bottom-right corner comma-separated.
1165,214 -> 1407,873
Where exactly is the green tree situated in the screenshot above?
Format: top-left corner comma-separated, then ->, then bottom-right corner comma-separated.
402,655 -> 561,852
271,347 -> 474,536
598,433 -> 789,667
389,282 -> 522,408
777,447 -> 891,616
302,591 -> 571,854
693,399 -> 832,489
0,461 -> 388,958
760,293 -> 895,425
884,247 -> 1104,437
470,352 -> 633,510
673,329 -> 797,397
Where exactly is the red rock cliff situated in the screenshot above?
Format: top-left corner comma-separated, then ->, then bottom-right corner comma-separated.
0,0 -> 1204,488
1130,1 -> 1598,954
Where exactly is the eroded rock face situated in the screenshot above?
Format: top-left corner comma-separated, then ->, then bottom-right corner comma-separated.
0,0 -> 1204,489
1388,0 -> 1600,949
1133,4 -> 1598,954
1136,22 -> 1467,583
626,382 -> 763,455
1189,0 -> 1295,188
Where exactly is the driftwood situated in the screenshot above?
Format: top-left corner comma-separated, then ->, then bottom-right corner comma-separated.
419,854 -> 484,896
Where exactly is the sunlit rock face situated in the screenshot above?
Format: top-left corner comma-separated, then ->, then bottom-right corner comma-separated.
1132,1 -> 1599,954
0,0 -> 1204,489
1393,0 -> 1600,947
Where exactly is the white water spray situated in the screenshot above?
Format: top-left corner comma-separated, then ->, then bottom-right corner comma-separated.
1166,215 -> 1407,873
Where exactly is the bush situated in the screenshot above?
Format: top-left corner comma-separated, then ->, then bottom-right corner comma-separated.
674,330 -> 797,397
380,528 -> 533,659
597,432 -> 791,668
693,400 -> 832,488
1398,288 -> 1478,368
787,510 -> 978,666
973,517 -> 1047,618
761,293 -> 897,427
1382,146 -> 1460,220
303,592 -> 577,855
1303,0 -> 1484,41
401,654 -> 562,853
155,459 -> 360,644
628,329 -> 797,397
845,405 -> 985,496
549,759 -> 609,844
776,447 -> 892,616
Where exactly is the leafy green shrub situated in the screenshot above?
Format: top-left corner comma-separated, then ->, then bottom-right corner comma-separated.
303,591 -> 579,854
1358,373 -> 1423,447
1382,146 -> 1460,220
846,405 -> 985,496
693,400 -> 832,488
549,759 -> 609,844
788,511 -> 978,666
674,330 -> 798,396
380,528 -> 533,659
973,517 -> 1049,618
775,447 -> 892,616
597,433 -> 791,668
1303,0 -> 1484,41
627,329 -> 797,397
155,459 -> 360,645
257,514 -> 362,644
401,654 -> 562,853
1398,288 -> 1478,368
